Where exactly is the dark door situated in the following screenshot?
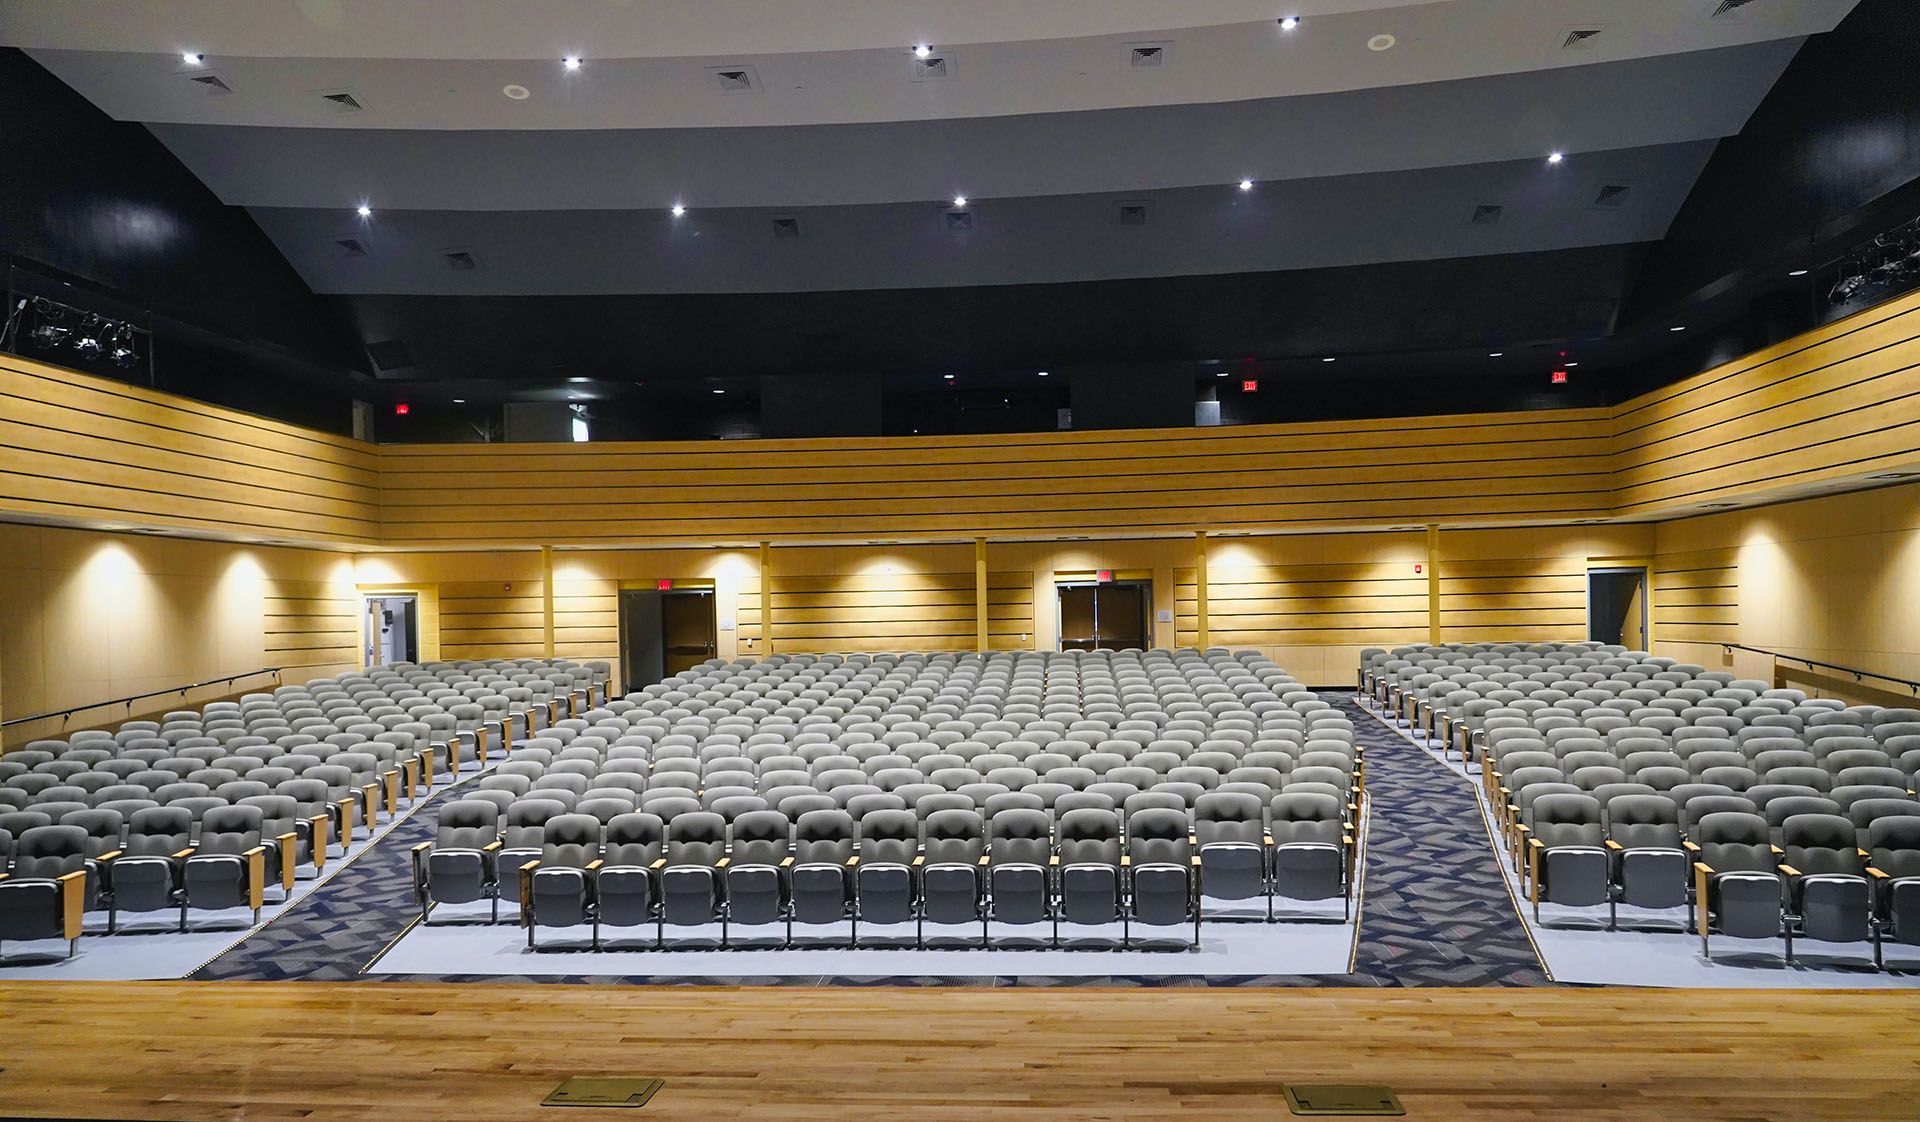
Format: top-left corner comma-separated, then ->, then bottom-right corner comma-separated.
1057,581 -> 1151,651
662,591 -> 718,676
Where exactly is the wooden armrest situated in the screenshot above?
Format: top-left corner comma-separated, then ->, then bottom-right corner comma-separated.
1119,855 -> 1131,867
1048,855 -> 1060,866
172,847 -> 198,860
911,855 -> 925,867
780,856 -> 795,867
1694,860 -> 1715,876
275,832 -> 297,892
977,854 -> 991,865
1779,864 -> 1802,878
1262,835 -> 1274,846
1770,844 -> 1783,855
1858,848 -> 1872,859
715,857 -> 730,868
522,860 -> 542,873
1604,840 -> 1622,851
410,841 -> 433,854
845,856 -> 860,867
1189,855 -> 1203,867
1526,837 -> 1544,851
1682,840 -> 1700,852
246,847 -> 267,909
93,849 -> 123,864
650,858 -> 667,870
57,869 -> 86,941
1868,867 -> 1890,880
483,840 -> 504,852
584,860 -> 604,872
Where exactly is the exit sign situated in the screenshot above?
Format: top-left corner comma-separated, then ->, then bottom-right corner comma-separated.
656,578 -> 673,590
1096,569 -> 1114,583
1241,378 -> 1259,393
1551,369 -> 1569,384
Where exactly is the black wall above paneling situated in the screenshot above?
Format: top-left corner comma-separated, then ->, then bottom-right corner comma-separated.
0,48 -> 365,429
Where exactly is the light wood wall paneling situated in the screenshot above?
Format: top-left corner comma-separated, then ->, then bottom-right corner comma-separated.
0,355 -> 379,543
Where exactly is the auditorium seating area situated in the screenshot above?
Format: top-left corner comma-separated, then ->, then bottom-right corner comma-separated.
419,649 -> 1360,951
1362,643 -> 1920,970
0,658 -> 608,958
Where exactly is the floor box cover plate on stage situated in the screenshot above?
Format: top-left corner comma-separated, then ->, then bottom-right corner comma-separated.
1285,1083 -> 1405,1116
542,1077 -> 665,1108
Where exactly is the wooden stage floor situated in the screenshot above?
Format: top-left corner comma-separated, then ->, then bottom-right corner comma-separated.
0,982 -> 1915,1121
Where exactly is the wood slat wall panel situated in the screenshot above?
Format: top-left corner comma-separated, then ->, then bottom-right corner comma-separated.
0,355 -> 380,543
766,571 -> 1031,653
1652,546 -> 1740,646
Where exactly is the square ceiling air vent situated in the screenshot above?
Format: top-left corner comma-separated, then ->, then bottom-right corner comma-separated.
1591,184 -> 1632,210
1118,202 -> 1150,227
441,249 -> 479,271
770,215 -> 801,238
1560,26 -> 1605,49
708,65 -> 762,93
943,209 -> 974,235
1469,204 -> 1504,226
182,71 -> 233,96
1128,43 -> 1171,69
332,236 -> 369,258
910,53 -> 953,82
318,88 -> 364,113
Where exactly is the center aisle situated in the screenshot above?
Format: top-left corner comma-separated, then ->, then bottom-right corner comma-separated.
1326,692 -> 1552,986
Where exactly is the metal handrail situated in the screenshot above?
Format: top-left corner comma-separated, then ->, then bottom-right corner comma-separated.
1,666 -> 284,728
1720,644 -> 1920,696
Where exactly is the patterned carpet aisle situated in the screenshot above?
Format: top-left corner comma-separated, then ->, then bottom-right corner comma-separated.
190,786 -> 450,981
1329,692 -> 1552,986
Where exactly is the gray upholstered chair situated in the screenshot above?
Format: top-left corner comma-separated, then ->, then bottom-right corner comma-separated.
524,813 -> 603,950
1268,792 -> 1348,917
1779,812 -> 1873,964
0,825 -> 89,961
1604,793 -> 1689,928
594,812 -> 664,947
1692,811 -> 1784,960
918,808 -> 987,945
660,810 -> 728,943
411,800 -> 503,923
984,807 -> 1051,942
787,808 -> 856,945
1527,793 -> 1608,926
852,808 -> 920,941
1193,792 -> 1266,919
1124,806 -> 1198,948
105,806 -> 193,932
723,810 -> 791,943
1054,807 -> 1123,946
182,805 -> 269,930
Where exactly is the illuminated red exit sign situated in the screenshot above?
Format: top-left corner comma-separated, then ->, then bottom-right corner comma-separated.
656,578 -> 673,590
1550,370 -> 1569,384
1096,569 -> 1114,583
1241,378 -> 1259,393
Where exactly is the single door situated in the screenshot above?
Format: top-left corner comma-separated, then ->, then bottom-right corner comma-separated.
1587,567 -> 1648,648
363,595 -> 418,668
661,591 -> 719,676
1057,581 -> 1152,651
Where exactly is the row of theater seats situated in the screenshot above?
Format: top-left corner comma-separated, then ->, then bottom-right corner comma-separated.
1362,642 -> 1920,967
0,658 -> 606,960
410,648 -> 1363,950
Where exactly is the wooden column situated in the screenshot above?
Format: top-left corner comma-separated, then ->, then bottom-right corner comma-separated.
974,537 -> 990,653
1195,531 -> 1210,651
1426,525 -> 1442,645
758,540 -> 774,655
539,545 -> 556,657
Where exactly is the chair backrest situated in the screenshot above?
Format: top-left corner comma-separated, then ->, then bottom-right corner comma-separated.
1056,807 -> 1121,865
1605,794 -> 1680,848
11,824 -> 86,878
728,810 -> 792,866
666,811 -> 728,866
1696,811 -> 1775,873
603,812 -> 666,866
1781,813 -> 1866,876
539,813 -> 604,869
791,808 -> 856,865
1124,806 -> 1190,866
921,808 -> 986,865
435,801 -> 502,849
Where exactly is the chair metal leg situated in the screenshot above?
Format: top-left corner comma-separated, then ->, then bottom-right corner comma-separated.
67,937 -> 77,960
108,898 -> 119,935
179,897 -> 189,933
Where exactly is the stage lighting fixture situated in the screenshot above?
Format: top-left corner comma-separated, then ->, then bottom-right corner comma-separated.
72,315 -> 106,361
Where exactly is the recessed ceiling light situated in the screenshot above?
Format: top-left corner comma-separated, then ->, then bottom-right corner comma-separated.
1669,325 -> 1686,332
1322,356 -> 1337,363
502,83 -> 531,100
712,388 -> 725,394
671,203 -> 686,217
1279,17 -> 1299,30
1036,370 -> 1049,377
568,377 -> 589,383
1788,268 -> 1809,277
943,373 -> 956,381
562,56 -> 583,71
913,44 -> 932,59
951,195 -> 968,208
356,204 -> 371,218
1237,179 -> 1254,191
1547,152 -> 1565,165
1216,370 -> 1229,377
1367,33 -> 1397,51
1488,352 -> 1504,358
182,52 -> 204,65
1564,361 -> 1579,367
452,398 -> 466,403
